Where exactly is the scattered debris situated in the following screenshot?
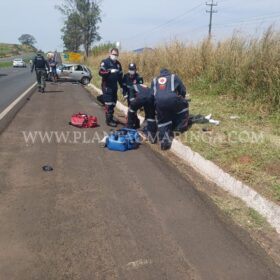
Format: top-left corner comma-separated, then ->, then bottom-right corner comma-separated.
99,136 -> 108,148
209,119 -> 220,125
42,165 -> 54,172
126,259 -> 153,270
230,115 -> 240,120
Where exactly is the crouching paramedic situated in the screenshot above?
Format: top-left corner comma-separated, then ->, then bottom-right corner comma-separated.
99,48 -> 123,127
122,63 -> 143,106
127,84 -> 157,143
152,69 -> 189,150
122,63 -> 144,128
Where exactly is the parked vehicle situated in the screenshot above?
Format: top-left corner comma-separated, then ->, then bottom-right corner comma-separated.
13,58 -> 26,68
56,64 -> 92,85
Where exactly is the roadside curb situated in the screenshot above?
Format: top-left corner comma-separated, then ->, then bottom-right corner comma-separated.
0,82 -> 37,134
88,83 -> 280,234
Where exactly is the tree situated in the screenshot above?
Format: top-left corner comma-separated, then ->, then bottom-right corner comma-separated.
61,13 -> 82,52
18,34 -> 37,46
57,0 -> 102,56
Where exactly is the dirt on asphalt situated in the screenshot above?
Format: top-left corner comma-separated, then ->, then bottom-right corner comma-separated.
0,82 -> 280,280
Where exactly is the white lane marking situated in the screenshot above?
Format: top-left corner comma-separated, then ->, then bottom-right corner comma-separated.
126,259 -> 153,270
0,82 -> 37,121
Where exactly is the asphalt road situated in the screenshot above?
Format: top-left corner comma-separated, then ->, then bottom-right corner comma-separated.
0,82 -> 279,280
0,66 -> 35,113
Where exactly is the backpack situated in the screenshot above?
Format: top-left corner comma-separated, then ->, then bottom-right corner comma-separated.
106,128 -> 141,151
70,113 -> 98,128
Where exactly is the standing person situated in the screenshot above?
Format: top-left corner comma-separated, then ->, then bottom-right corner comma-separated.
48,56 -> 58,82
31,51 -> 50,93
99,48 -> 123,127
151,68 -> 189,150
127,84 -> 157,143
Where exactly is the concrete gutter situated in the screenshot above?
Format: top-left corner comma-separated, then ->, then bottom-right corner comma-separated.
88,83 -> 280,234
0,82 -> 37,134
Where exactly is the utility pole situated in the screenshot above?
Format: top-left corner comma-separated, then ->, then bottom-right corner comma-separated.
206,0 -> 218,38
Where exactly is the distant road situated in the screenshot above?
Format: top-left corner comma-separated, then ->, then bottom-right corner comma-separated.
0,67 -> 35,113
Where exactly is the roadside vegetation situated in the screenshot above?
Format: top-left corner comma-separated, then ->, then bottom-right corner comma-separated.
86,27 -> 280,205
57,0 -> 102,57
0,43 -> 36,58
0,61 -> 12,68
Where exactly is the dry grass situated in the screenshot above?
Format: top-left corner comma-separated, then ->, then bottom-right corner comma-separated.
89,26 -> 280,110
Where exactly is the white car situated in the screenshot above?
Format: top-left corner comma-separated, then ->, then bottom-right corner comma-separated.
13,58 -> 26,68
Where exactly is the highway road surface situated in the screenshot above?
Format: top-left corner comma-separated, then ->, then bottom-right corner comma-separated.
0,66 -> 35,112
0,82 -> 280,279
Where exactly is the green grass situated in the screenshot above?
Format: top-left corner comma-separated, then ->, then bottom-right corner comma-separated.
273,183 -> 280,201
179,84 -> 280,203
212,195 -> 271,231
0,43 -> 36,58
0,61 -> 12,68
248,208 -> 266,227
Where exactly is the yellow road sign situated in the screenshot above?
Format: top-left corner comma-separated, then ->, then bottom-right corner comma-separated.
64,52 -> 82,62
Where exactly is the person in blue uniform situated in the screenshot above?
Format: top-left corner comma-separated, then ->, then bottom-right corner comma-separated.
127,84 -> 157,143
151,69 -> 189,150
99,48 -> 123,127
122,63 -> 144,128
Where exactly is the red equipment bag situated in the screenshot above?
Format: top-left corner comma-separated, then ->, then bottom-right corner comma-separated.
70,113 -> 98,128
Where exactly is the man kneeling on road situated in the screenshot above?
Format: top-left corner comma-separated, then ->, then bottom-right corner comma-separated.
151,68 -> 189,150
31,51 -> 50,93
127,84 -> 157,144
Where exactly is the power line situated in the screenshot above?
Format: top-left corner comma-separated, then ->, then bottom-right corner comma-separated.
206,0 -> 218,37
173,11 -> 280,39
120,3 -> 203,42
214,12 -> 280,28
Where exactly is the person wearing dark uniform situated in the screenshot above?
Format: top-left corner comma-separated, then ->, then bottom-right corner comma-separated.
127,84 -> 157,143
99,48 -> 123,127
31,52 -> 50,93
122,63 -> 143,106
122,63 -> 143,128
151,68 -> 189,150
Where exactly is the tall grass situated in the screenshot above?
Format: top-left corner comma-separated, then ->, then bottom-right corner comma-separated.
91,43 -> 116,57
88,27 -> 280,111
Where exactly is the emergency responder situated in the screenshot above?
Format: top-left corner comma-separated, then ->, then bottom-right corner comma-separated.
127,84 -> 157,143
122,63 -> 143,105
99,48 -> 123,127
31,52 -> 49,93
151,68 -> 189,150
122,63 -> 143,128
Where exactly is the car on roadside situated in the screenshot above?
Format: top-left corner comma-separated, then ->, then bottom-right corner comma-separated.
13,58 -> 26,68
55,64 -> 92,85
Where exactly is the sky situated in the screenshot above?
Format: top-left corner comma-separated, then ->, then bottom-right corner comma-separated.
0,0 -> 280,51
